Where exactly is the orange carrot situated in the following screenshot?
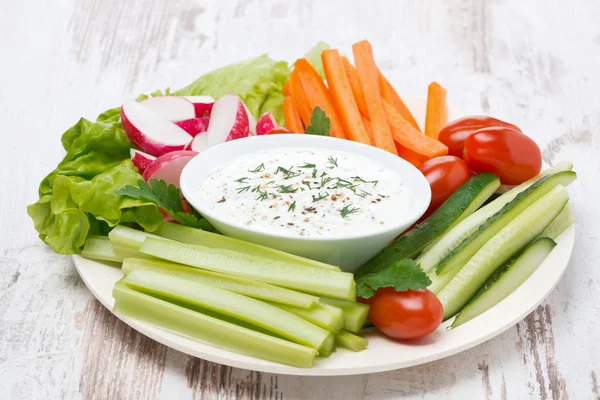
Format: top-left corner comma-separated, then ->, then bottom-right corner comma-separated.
282,79 -> 291,96
383,101 -> 448,158
321,50 -> 371,145
352,40 -> 398,155
361,114 -> 376,145
342,57 -> 369,116
283,96 -> 305,133
424,81 -> 447,139
294,58 -> 346,139
395,142 -> 429,167
288,70 -> 312,127
379,73 -> 421,132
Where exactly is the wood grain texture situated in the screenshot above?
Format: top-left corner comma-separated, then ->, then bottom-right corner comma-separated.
3,0 -> 600,399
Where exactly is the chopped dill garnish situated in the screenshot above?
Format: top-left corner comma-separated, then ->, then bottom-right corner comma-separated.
288,201 -> 297,212
236,186 -> 250,193
234,177 -> 248,183
277,184 -> 298,193
312,192 -> 329,202
248,163 -> 265,173
299,162 -> 316,169
327,156 -> 339,168
312,168 -> 318,178
256,189 -> 269,201
340,204 -> 360,218
251,184 -> 262,193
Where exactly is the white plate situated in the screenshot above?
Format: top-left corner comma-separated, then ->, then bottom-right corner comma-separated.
73,99 -> 575,376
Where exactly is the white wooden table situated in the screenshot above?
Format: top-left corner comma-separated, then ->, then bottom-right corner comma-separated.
3,0 -> 600,398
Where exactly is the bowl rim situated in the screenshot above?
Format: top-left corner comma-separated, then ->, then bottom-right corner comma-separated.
180,135 -> 431,242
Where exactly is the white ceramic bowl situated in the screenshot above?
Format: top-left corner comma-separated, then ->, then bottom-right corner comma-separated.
180,135 -> 431,272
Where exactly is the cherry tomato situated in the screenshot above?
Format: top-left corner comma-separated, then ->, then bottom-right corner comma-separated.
265,127 -> 293,135
463,127 -> 542,185
418,156 -> 471,216
439,116 -> 521,157
363,287 -> 443,340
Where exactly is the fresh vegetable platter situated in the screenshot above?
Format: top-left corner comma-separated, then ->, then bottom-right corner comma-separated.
28,40 -> 577,375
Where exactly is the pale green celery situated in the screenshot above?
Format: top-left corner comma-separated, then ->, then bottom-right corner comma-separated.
319,297 -> 370,333
113,246 -> 155,260
265,301 -> 343,332
108,225 -> 164,251
122,269 -> 331,350
122,258 -> 318,309
82,236 -> 124,263
113,283 -> 317,368
155,222 -> 340,271
335,331 -> 368,352
318,334 -> 336,357
139,237 -> 356,300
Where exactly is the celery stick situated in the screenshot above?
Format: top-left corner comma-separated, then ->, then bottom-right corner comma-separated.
123,269 -> 331,350
113,247 -> 155,260
122,258 -> 319,309
335,331 -> 368,352
318,333 -> 336,357
109,225 -> 164,251
82,236 -> 124,263
319,298 -> 370,333
139,237 -> 356,300
265,301 -> 343,332
155,222 -> 341,271
113,284 -> 316,367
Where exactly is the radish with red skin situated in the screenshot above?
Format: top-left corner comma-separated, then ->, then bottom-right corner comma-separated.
182,95 -> 215,117
190,131 -> 211,152
206,94 -> 250,147
256,112 -> 278,135
130,149 -> 156,173
142,150 -> 198,189
175,117 -> 209,137
121,102 -> 193,157
140,96 -> 195,121
243,102 -> 258,136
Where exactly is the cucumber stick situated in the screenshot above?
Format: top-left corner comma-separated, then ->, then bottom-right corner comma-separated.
319,297 -> 370,333
139,237 -> 356,300
122,258 -> 319,309
122,269 -> 331,350
357,173 -> 500,277
427,171 -> 576,294
82,236 -> 125,263
536,203 -> 574,240
155,222 -> 340,271
266,301 -> 344,333
438,185 -> 569,320
112,283 -> 317,368
418,166 -> 575,276
335,331 -> 369,352
452,237 -> 557,328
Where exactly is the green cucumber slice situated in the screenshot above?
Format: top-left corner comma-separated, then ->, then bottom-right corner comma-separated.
335,331 -> 368,352
122,258 -> 319,309
112,283 -> 317,368
438,185 -> 569,320
82,236 -> 124,263
356,173 -> 500,277
122,268 -> 331,350
139,237 -> 356,300
451,237 -> 557,328
427,171 -> 576,294
155,222 -> 340,271
417,163 -> 574,275
319,297 -> 370,333
536,203 -> 574,240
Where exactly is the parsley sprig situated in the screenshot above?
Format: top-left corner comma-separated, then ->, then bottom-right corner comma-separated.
355,260 -> 431,298
305,106 -> 331,136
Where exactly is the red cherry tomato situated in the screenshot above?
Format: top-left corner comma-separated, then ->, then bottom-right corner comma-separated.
439,116 -> 522,157
463,127 -> 542,185
418,156 -> 471,216
363,288 -> 443,340
265,127 -> 293,135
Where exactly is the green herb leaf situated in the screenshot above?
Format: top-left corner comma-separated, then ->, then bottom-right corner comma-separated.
288,201 -> 297,212
356,259 -> 431,299
248,163 -> 265,173
339,204 -> 360,218
305,107 -> 331,136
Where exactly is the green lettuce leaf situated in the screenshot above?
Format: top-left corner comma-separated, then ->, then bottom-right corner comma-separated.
304,41 -> 330,79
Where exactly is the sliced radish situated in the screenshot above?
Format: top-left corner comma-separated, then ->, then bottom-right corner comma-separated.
121,102 -> 193,157
141,96 -> 195,121
256,112 -> 278,135
243,102 -> 257,136
175,117 -> 209,137
142,150 -> 198,189
182,95 -> 215,117
206,94 -> 250,147
130,149 -> 156,173
190,131 -> 211,152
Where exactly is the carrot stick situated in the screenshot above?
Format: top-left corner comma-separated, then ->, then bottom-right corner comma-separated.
379,73 -> 421,133
383,101 -> 448,158
284,96 -> 305,133
341,57 -> 369,117
288,71 -> 312,127
321,50 -> 371,145
424,81 -> 447,139
361,114 -> 375,145
352,40 -> 397,155
282,79 -> 291,96
395,143 -> 429,167
294,58 -> 346,139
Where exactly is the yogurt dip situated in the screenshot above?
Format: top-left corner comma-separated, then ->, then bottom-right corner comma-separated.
197,147 -> 411,237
